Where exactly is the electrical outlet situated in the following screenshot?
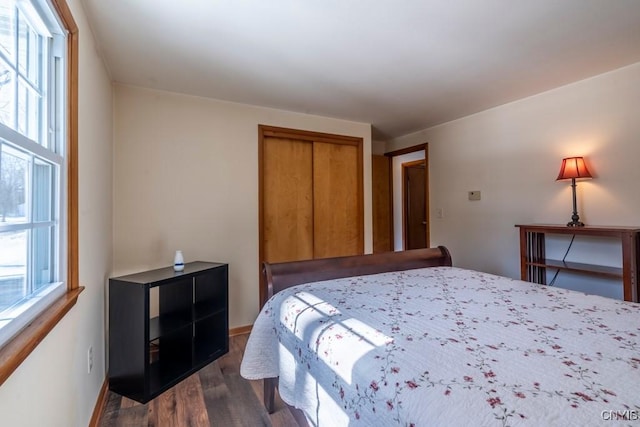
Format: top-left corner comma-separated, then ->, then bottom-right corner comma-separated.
468,191 -> 481,201
87,346 -> 93,374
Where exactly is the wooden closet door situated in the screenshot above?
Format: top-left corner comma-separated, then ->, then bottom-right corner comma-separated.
263,137 -> 314,263
313,141 -> 363,258
259,125 -> 364,305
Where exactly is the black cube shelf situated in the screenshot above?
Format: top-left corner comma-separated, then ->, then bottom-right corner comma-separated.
109,261 -> 228,403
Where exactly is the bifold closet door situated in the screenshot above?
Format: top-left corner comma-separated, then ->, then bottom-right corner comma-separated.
313,141 -> 362,258
262,136 -> 314,263
259,125 -> 364,304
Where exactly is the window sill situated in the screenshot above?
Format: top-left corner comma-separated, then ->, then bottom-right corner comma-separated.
0,286 -> 84,386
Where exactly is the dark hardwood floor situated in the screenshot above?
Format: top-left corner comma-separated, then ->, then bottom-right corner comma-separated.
98,334 -> 300,427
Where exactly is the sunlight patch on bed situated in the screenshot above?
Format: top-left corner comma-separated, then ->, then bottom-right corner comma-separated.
315,318 -> 390,384
280,292 -> 391,384
278,344 -> 350,427
280,292 -> 339,337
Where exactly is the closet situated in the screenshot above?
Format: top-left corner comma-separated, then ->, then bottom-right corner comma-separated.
258,125 -> 364,303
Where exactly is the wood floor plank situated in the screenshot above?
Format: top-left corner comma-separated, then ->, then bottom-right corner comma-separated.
270,409 -> 303,427
146,398 -> 159,427
199,361 -> 237,425
224,373 -> 272,427
152,387 -> 180,427
98,392 -> 122,427
199,358 -> 229,394
175,374 -> 210,427
98,334 -> 300,427
114,403 -> 148,427
247,378 -> 301,426
217,336 -> 245,374
120,397 -> 142,408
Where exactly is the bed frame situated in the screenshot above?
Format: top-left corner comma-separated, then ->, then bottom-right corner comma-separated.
260,246 -> 452,413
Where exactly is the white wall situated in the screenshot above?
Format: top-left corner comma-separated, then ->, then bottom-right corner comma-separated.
112,85 -> 373,328
0,0 -> 113,426
388,62 -> 640,298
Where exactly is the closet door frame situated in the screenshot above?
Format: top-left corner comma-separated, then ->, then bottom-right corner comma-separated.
258,125 -> 364,306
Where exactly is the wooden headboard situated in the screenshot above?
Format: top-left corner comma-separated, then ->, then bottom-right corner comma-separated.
259,246 -> 452,412
262,246 -> 452,304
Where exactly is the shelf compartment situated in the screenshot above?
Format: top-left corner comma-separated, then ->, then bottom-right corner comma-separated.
516,224 -> 639,302
194,304 -> 226,322
193,345 -> 227,371
159,277 -> 193,316
149,309 -> 192,341
193,312 -> 228,368
148,330 -> 192,396
194,269 -> 228,316
526,259 -> 623,278
148,357 -> 192,398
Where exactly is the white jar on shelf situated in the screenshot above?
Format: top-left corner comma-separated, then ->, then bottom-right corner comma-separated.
173,250 -> 185,272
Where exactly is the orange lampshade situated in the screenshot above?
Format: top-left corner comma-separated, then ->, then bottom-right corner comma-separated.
556,157 -> 592,181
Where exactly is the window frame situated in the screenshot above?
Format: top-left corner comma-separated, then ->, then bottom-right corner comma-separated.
0,0 -> 79,386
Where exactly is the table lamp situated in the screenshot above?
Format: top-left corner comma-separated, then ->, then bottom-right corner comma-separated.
556,156 -> 592,227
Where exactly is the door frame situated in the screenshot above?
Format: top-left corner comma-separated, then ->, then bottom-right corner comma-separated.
385,143 -> 430,250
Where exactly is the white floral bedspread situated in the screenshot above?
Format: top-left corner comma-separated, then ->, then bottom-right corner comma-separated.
240,267 -> 640,426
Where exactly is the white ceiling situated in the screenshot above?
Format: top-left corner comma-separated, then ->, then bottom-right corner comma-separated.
81,0 -> 640,140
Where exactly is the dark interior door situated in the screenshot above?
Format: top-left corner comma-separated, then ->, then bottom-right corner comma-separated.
372,155 -> 392,253
404,162 -> 426,250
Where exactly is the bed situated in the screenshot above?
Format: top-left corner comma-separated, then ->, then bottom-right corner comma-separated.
240,247 -> 640,426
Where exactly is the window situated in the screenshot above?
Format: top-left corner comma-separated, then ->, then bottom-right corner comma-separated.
0,0 -> 72,350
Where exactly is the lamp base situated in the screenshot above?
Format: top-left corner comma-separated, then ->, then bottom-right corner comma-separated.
566,179 -> 585,227
567,212 -> 584,227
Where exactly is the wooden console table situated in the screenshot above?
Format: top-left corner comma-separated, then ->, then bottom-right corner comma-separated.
515,224 -> 640,302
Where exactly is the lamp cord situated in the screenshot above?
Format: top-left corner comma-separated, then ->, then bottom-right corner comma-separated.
548,235 -> 575,286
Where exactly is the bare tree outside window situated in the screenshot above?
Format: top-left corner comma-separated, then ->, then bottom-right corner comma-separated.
0,149 -> 26,222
